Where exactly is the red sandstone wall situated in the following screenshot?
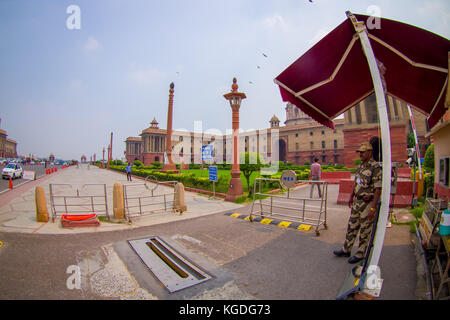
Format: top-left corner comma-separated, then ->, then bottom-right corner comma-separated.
343,124 -> 407,168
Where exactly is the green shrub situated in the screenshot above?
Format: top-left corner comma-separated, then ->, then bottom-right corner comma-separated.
423,173 -> 434,197
133,160 -> 143,167
151,161 -> 162,169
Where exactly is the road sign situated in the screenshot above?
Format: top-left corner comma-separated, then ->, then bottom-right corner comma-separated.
209,166 -> 218,182
202,145 -> 213,161
280,170 -> 297,189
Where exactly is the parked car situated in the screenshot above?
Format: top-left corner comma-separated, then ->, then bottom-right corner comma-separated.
2,163 -> 23,179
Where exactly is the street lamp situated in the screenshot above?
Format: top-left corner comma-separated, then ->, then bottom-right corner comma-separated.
223,77 -> 246,201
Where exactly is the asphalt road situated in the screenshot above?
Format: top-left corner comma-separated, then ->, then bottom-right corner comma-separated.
0,164 -> 63,192
0,197 -> 418,301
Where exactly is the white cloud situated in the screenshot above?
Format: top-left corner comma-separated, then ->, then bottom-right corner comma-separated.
83,36 -> 102,53
128,67 -> 166,87
263,14 -> 289,32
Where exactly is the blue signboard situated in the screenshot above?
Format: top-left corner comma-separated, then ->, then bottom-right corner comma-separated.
209,166 -> 218,182
202,145 -> 213,161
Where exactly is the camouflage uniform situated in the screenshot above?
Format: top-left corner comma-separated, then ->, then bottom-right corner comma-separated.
342,158 -> 382,259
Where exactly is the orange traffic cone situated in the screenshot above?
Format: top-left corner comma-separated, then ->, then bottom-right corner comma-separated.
9,177 -> 13,189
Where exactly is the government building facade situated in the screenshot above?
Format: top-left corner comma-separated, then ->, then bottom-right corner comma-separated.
125,94 -> 430,167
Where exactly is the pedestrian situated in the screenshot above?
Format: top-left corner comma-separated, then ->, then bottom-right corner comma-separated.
333,142 -> 382,264
309,158 -> 322,198
126,163 -> 132,181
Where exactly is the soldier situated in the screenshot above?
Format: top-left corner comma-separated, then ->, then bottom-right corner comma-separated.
333,142 -> 382,264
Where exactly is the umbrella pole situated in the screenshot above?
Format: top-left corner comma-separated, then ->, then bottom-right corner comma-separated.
347,12 -> 392,295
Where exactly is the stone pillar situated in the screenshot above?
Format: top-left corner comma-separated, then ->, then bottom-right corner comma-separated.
174,182 -> 187,213
35,186 -> 49,222
163,83 -> 177,171
113,182 -> 125,220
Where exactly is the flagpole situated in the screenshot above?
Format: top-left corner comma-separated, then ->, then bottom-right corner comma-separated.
407,105 -> 423,180
347,12 -> 392,293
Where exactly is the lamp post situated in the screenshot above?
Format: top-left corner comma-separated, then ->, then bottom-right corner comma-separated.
102,147 -> 105,169
224,78 -> 246,201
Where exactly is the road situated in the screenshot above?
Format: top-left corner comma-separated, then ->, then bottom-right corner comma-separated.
0,164 -> 63,192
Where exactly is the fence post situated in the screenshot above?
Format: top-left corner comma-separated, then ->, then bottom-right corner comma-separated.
174,182 -> 187,213
35,186 -> 49,222
113,182 -> 125,220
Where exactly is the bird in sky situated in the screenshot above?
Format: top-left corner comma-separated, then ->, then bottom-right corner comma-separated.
262,53 -> 268,58
249,81 -> 254,84
257,66 -> 261,69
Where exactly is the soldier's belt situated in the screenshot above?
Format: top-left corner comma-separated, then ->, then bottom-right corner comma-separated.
355,195 -> 373,202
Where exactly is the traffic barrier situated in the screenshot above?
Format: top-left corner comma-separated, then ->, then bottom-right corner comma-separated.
35,186 -> 49,222
9,177 -> 13,189
113,182 -> 125,220
398,168 -> 412,179
51,168 -> 54,173
337,179 -> 415,208
337,179 -> 354,205
318,171 -> 352,184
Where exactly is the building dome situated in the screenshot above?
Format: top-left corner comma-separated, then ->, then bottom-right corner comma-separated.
270,115 -> 280,128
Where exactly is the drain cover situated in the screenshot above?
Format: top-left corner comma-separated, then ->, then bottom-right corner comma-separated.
128,237 -> 212,293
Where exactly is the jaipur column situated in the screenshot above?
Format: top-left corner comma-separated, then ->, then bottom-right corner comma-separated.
163,82 -> 177,172
223,78 -> 246,201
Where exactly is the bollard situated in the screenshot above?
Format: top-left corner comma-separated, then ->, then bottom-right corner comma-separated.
35,186 -> 49,222
174,182 -> 187,213
112,182 -> 125,220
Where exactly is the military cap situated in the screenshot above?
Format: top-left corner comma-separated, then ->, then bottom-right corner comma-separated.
356,142 -> 373,152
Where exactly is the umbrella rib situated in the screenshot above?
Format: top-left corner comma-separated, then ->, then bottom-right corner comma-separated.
368,34 -> 448,73
296,35 -> 359,96
273,79 -> 332,121
429,76 -> 448,117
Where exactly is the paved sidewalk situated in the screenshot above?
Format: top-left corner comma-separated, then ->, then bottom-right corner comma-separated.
0,164 -> 243,234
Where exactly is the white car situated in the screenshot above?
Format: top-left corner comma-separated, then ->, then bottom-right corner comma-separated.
2,163 -> 23,180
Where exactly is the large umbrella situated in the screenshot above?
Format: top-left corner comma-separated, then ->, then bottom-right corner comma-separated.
274,11 -> 449,298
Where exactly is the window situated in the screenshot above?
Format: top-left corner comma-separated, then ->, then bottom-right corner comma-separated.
334,155 -> 339,164
355,104 -> 362,124
296,143 -> 299,150
334,140 -> 338,149
321,130 -> 325,135
439,157 -> 449,187
365,94 -> 379,123
322,155 -> 326,163
322,141 -> 325,149
310,132 -> 313,136
295,133 -> 299,137
310,141 -> 314,149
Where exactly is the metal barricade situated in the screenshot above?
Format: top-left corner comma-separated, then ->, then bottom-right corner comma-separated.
123,181 -> 177,222
250,178 -> 328,236
49,183 -> 109,222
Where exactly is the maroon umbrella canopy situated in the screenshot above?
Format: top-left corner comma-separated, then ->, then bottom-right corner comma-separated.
274,13 -> 450,129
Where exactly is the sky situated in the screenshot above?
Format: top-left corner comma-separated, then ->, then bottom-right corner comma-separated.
0,0 -> 449,161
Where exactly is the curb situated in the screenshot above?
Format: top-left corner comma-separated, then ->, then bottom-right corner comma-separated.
224,212 -> 314,232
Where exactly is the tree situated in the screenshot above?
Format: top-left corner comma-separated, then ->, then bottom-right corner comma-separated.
239,152 -> 264,196
423,144 -> 434,171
